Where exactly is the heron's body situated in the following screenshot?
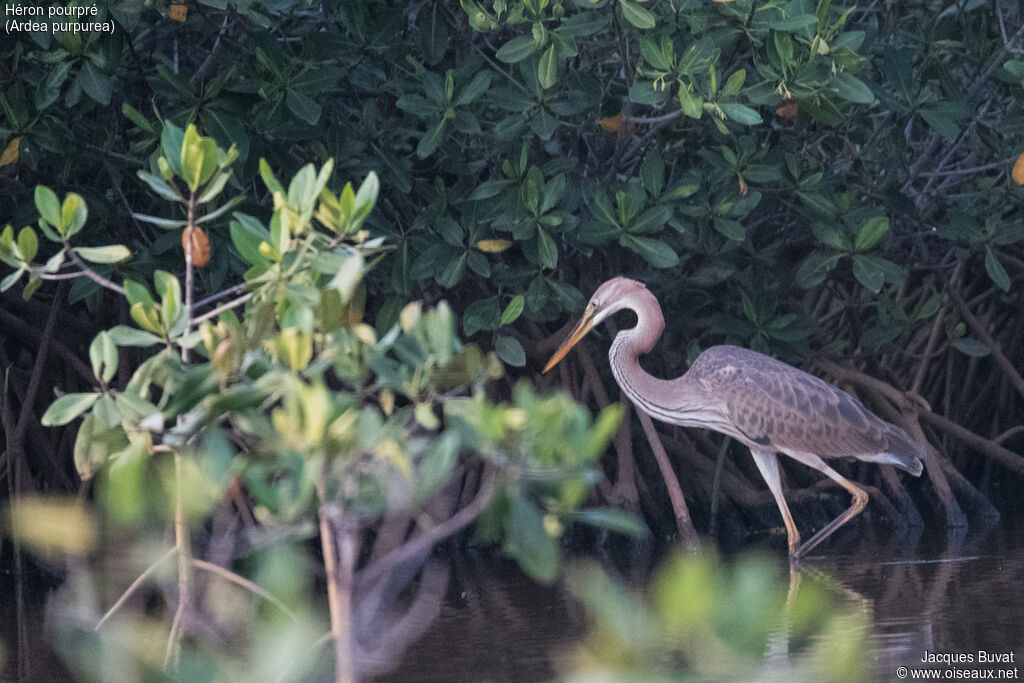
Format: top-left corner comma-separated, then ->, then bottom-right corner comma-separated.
544,277 -> 924,560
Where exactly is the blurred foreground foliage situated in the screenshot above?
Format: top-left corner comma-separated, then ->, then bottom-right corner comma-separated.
4,134 -> 629,678
562,551 -> 869,682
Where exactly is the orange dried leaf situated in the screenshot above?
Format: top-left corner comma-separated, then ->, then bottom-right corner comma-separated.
169,2 -> 187,22
182,225 -> 211,266
738,173 -> 748,197
476,239 -> 512,253
1013,153 -> 1024,185
776,101 -> 798,119
597,113 -> 622,133
0,137 -> 19,168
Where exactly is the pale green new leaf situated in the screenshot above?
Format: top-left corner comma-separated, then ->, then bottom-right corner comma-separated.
41,392 -> 101,426
75,245 -> 132,264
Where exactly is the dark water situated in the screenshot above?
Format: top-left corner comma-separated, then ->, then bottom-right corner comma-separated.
3,521 -> 1024,681
381,522 -> 1024,682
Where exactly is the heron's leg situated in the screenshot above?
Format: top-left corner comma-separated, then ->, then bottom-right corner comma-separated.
787,452 -> 869,559
749,449 -> 800,559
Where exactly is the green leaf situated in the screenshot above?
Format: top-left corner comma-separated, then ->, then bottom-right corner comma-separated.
132,213 -> 188,229
327,252 -> 364,303
137,171 -> 184,201
89,331 -> 118,384
769,14 -> 818,31
619,234 -> 679,268
123,279 -> 153,307
640,36 -> 672,72
352,171 -> 379,228
723,69 -> 746,96
832,72 -> 874,104
35,61 -> 72,110
712,217 -> 745,241
774,31 -> 793,66
437,252 -> 466,287
495,335 -> 526,367
811,222 -> 849,250
795,250 -> 840,288
720,102 -> 762,125
573,508 -> 649,537
286,89 -> 322,125
640,151 -> 664,197
75,413 -> 129,480
464,296 -> 501,336
197,171 -> 232,204
180,124 -> 219,192
536,228 -> 558,269
454,71 -> 493,106
666,184 -> 699,200
154,270 -> 184,336
985,247 -> 1011,292
952,338 -> 990,357
193,194 -> 245,225
504,495 -> 560,583
501,295 -> 525,326
495,35 -> 536,63
413,431 -> 459,506
230,214 -> 271,267
417,119 -> 447,159
258,158 -> 284,195
75,245 -> 131,264
61,193 -> 88,238
121,102 -> 155,133
107,325 -> 162,347
678,86 -> 703,119
160,122 -> 185,177
919,104 -> 960,142
854,216 -> 889,251
619,0 -> 656,29
852,254 -> 885,293
538,44 -> 558,89
35,186 -> 61,228
469,179 -> 513,201
17,227 -> 37,262
0,269 -> 23,293
78,61 -> 112,105
41,392 -> 101,426
632,206 -> 671,234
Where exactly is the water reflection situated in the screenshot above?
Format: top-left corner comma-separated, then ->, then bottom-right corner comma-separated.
818,521 -> 1024,681
5,520 -> 1024,680
383,521 -> 1024,682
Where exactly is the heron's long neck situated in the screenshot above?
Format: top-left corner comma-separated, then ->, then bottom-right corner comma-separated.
608,297 -> 707,424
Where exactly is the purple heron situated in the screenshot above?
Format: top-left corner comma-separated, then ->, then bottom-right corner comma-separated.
543,277 -> 924,560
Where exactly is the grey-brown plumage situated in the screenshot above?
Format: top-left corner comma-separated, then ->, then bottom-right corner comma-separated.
544,277 -> 924,560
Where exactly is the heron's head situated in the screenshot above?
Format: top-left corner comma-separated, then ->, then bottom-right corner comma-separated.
542,277 -> 650,373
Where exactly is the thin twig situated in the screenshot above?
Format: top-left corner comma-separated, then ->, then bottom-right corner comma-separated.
194,281 -> 249,310
634,406 -> 699,549
920,411 -> 1024,477
358,466 -> 496,588
95,547 -> 177,631
191,292 -> 254,325
68,251 -> 127,296
192,558 -> 298,621
13,287 -> 61,447
946,284 -> 1024,401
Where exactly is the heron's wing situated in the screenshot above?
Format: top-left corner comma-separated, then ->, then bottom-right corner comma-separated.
689,347 -> 899,458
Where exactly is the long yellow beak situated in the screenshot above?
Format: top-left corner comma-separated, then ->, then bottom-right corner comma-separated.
542,306 -> 598,373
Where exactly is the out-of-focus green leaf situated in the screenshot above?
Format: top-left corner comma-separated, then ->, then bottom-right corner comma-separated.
41,392 -> 100,426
